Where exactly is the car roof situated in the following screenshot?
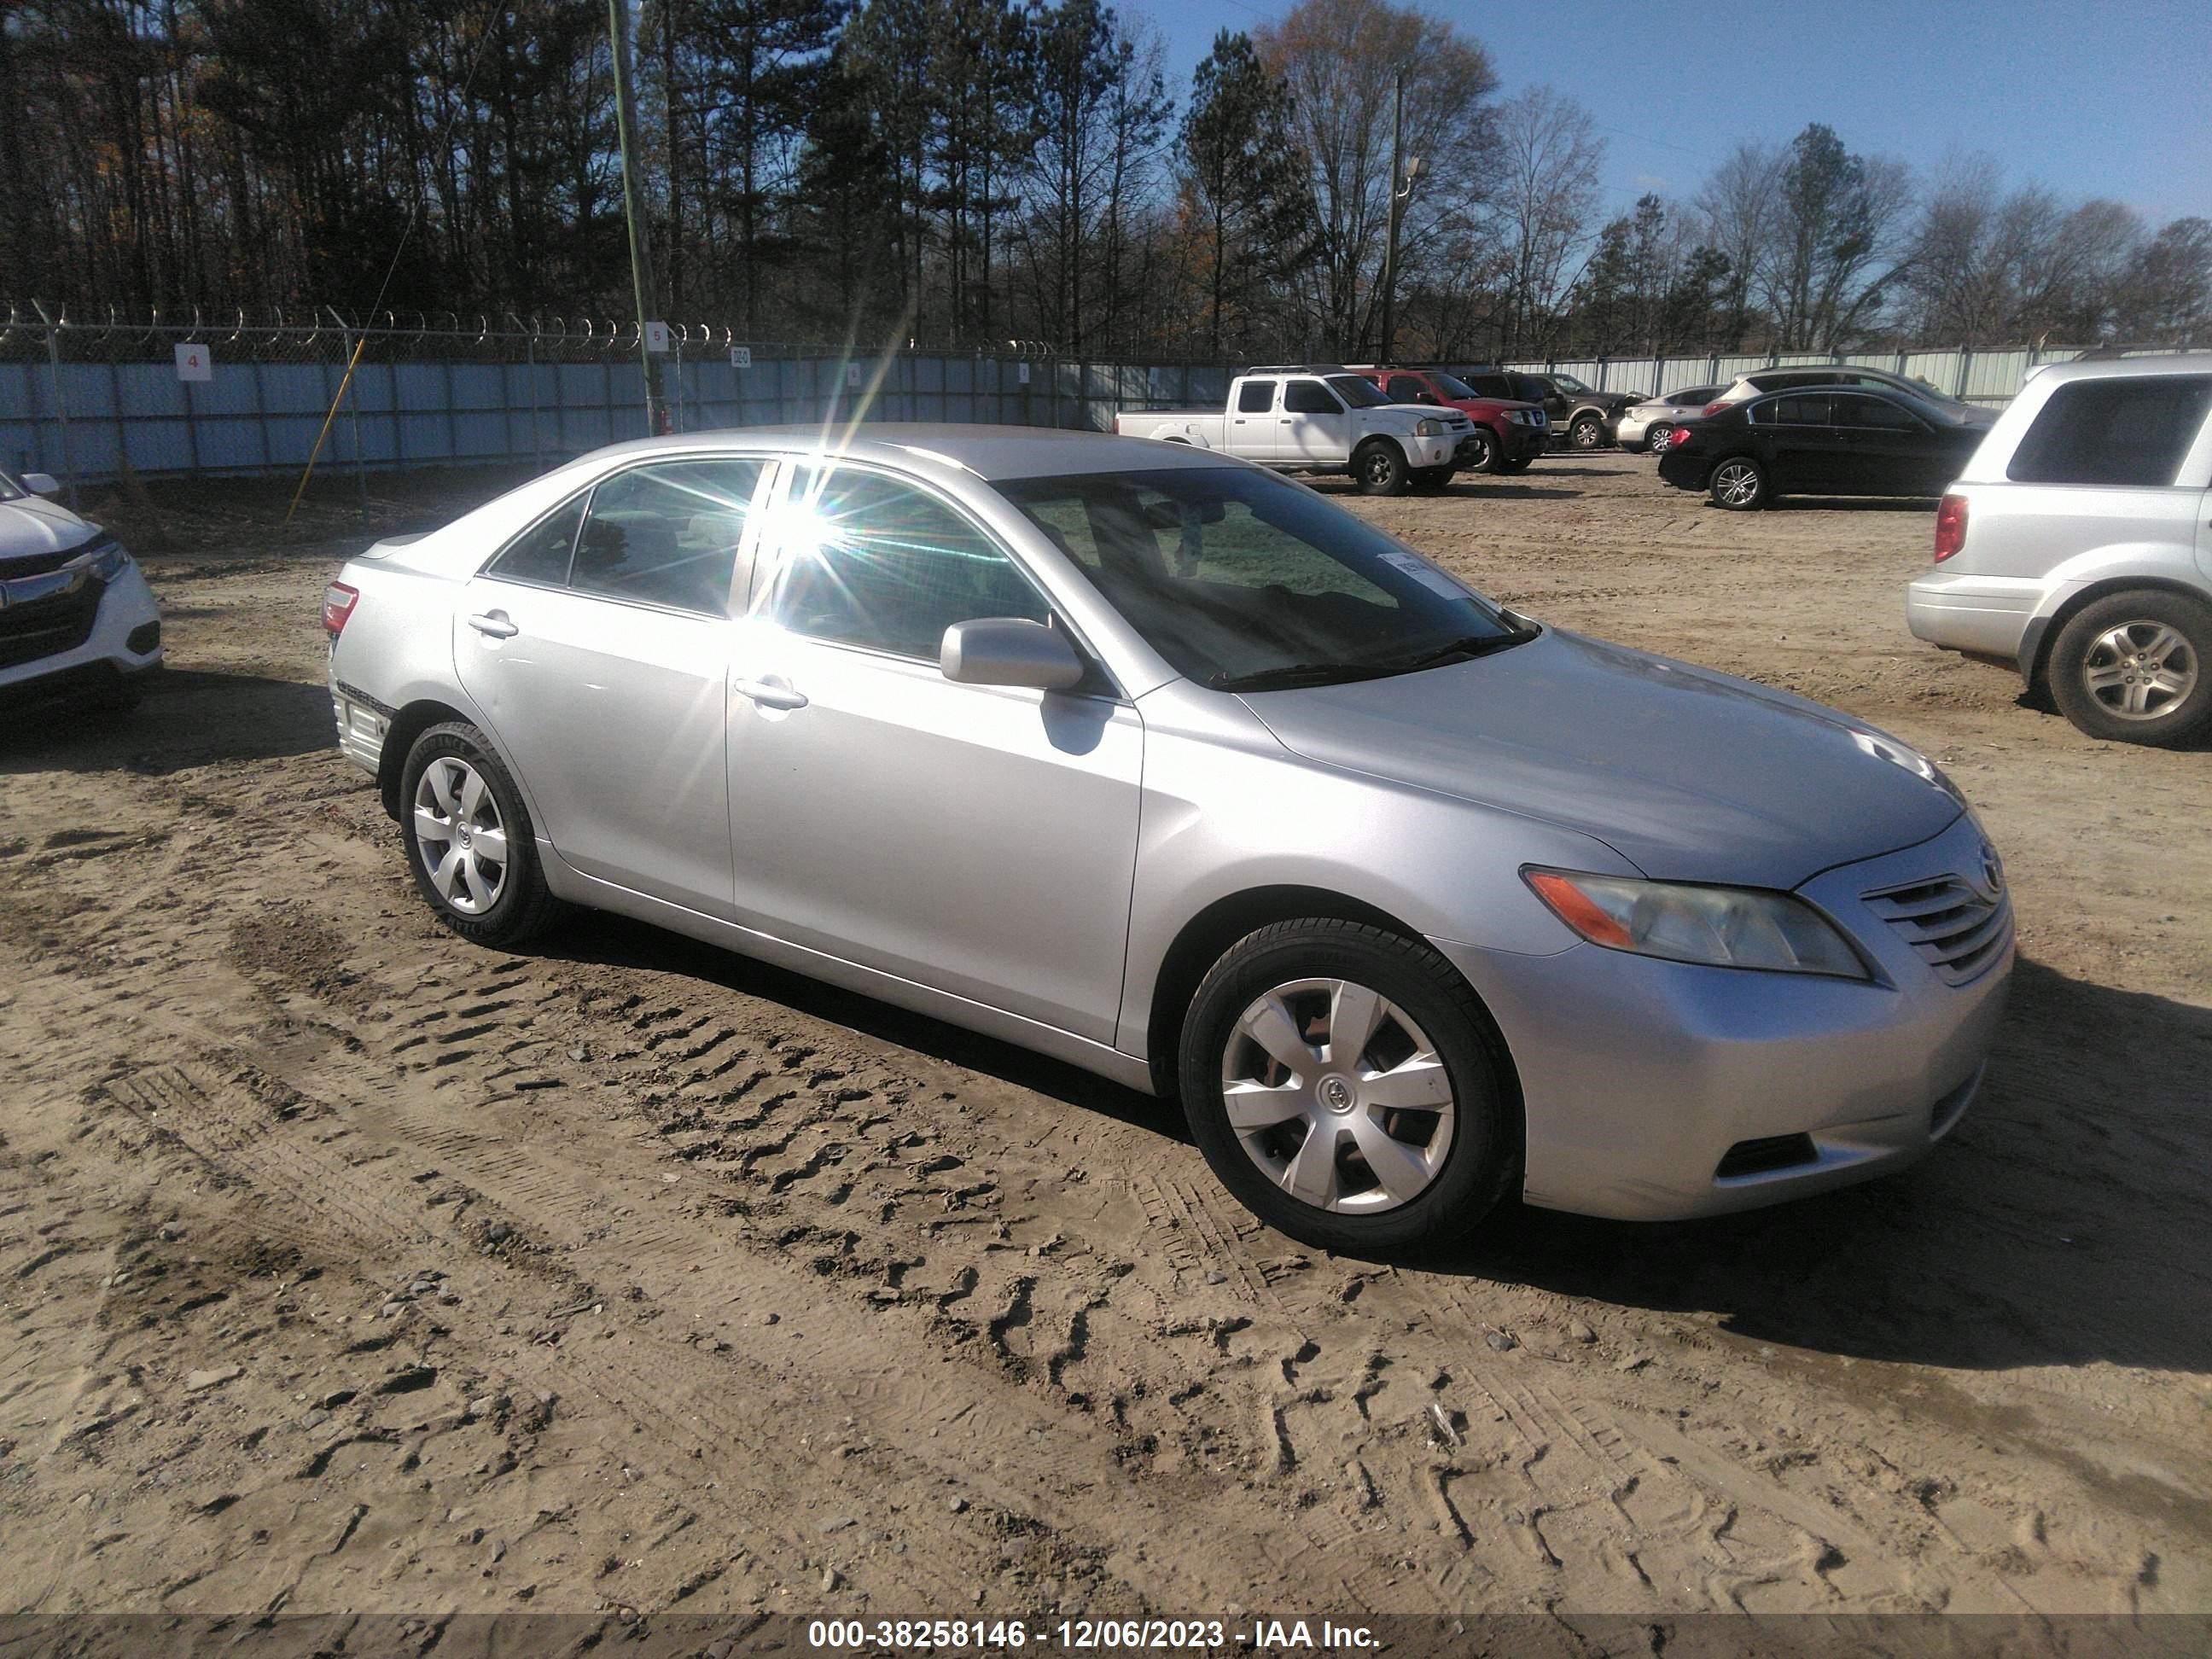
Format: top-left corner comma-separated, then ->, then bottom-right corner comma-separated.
2023,352 -> 2212,387
563,423 -> 1242,484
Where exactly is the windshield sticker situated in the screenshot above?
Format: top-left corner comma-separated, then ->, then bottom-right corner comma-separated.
1377,550 -> 1469,599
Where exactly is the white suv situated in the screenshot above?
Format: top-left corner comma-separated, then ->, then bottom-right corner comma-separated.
0,469 -> 164,713
1906,355 -> 2212,746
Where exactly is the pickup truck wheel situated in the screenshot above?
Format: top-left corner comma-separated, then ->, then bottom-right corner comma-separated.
1179,920 -> 1516,1254
2049,591 -> 2212,747
1569,413 -> 1604,450
1354,442 -> 1409,496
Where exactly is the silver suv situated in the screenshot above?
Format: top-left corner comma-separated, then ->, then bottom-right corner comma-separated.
1907,354 -> 2212,746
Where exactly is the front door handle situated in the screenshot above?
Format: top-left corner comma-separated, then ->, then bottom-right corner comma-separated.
733,675 -> 808,712
467,610 -> 518,639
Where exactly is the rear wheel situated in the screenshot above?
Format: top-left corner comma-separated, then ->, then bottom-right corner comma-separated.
1645,423 -> 1673,453
400,722 -> 563,946
1708,456 -> 1767,509
1178,920 -> 1516,1254
2048,591 -> 2212,747
1353,441 -> 1410,497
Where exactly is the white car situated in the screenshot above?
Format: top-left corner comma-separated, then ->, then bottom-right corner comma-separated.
1615,386 -> 1726,453
0,469 -> 163,713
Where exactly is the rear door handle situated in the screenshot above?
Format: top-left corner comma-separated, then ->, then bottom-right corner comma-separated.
467,610 -> 518,638
733,675 -> 808,711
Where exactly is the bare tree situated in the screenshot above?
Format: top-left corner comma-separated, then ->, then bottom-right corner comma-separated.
1485,84 -> 1601,358
1691,140 -> 1784,347
1255,0 -> 1499,356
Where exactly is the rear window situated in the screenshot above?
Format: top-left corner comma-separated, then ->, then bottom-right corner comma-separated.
1759,395 -> 1831,427
2007,376 -> 2212,486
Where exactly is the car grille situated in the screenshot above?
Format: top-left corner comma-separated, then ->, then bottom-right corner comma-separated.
0,579 -> 102,670
1862,874 -> 2012,986
0,537 -> 108,581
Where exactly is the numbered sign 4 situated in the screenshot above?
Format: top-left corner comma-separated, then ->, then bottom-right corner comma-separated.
175,343 -> 213,382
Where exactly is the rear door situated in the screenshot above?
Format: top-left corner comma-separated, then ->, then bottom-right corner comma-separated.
1280,377 -> 1353,463
1231,378 -> 1278,459
1752,393 -> 1849,492
451,455 -> 767,916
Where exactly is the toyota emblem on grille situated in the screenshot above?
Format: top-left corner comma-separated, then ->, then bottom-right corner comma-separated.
1977,843 -> 2005,900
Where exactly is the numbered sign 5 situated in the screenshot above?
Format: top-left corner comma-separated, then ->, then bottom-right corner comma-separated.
644,321 -> 672,353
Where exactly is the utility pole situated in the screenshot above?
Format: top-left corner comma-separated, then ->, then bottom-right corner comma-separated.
608,0 -> 665,435
1377,72 -> 1423,365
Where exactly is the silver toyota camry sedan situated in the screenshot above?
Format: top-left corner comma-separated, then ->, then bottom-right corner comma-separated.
325,426 -> 2011,1253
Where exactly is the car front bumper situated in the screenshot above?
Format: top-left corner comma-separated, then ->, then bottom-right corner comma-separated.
1906,569 -> 2050,663
0,560 -> 164,707
1432,811 -> 2012,1221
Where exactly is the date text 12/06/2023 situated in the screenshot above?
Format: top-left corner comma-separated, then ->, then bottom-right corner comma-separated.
806,1619 -> 1380,1650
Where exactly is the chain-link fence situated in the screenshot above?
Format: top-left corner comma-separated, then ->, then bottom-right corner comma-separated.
1,304 -> 1235,498
1501,343 -> 2212,406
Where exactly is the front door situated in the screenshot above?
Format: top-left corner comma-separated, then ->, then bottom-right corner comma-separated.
724,463 -> 1144,1044
1280,379 -> 1352,465
1831,392 -> 1951,496
451,455 -> 768,916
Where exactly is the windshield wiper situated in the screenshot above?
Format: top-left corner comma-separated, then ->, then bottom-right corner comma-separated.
1208,661 -> 1398,692
1379,627 -> 1540,673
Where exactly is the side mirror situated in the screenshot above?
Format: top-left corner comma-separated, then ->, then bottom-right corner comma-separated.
21,472 -> 61,497
940,617 -> 1085,692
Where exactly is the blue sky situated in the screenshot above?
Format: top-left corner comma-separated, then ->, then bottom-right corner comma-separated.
1145,0 -> 2212,224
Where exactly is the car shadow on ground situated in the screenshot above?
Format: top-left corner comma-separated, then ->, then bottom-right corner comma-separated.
1432,957 -> 2212,1375
536,912 -> 2212,1377
0,670 -> 332,777
1452,485 -> 1581,500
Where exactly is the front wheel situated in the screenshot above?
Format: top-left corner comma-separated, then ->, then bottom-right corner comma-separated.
1569,414 -> 1604,450
1462,428 -> 1499,473
1178,920 -> 1516,1254
1708,456 -> 1767,509
1353,442 -> 1410,497
2047,591 -> 2212,747
400,722 -> 563,946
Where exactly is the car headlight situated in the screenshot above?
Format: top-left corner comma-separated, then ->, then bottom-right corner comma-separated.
84,538 -> 132,582
1523,867 -> 1870,978
1416,418 -> 1444,437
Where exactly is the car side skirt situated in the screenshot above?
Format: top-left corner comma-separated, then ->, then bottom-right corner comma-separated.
538,846 -> 1160,1097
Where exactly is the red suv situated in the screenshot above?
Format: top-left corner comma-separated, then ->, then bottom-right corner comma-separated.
1350,365 -> 1550,473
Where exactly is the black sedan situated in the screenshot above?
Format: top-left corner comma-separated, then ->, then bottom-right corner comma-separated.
1656,388 -> 1994,509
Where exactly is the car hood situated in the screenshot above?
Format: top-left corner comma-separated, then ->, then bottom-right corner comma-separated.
0,496 -> 98,562
1237,628 -> 1962,891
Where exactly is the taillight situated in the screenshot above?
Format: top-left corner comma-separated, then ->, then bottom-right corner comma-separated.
1933,494 -> 1967,562
1702,401 -> 1729,417
1668,427 -> 1696,447
323,581 -> 361,636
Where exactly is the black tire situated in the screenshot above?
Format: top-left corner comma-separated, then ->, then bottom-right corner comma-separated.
1409,466 -> 1452,492
399,721 -> 563,946
1708,455 -> 1768,509
2046,590 -> 2212,748
1569,413 -> 1605,450
1462,428 -> 1499,473
1353,441 -> 1409,497
1177,919 -> 1517,1255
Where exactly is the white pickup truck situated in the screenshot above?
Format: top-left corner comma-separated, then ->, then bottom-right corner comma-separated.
1112,366 -> 1477,496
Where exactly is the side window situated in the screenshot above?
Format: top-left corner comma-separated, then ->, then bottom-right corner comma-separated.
1762,395 -> 1832,427
766,469 -> 1050,659
1236,380 -> 1277,414
1834,394 -> 1920,430
2007,376 -> 2212,487
1284,380 -> 1342,415
571,458 -> 763,614
486,496 -> 585,585
1385,375 -> 1427,402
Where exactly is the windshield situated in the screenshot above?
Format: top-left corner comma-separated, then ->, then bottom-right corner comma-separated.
1428,372 -> 1480,399
1326,375 -> 1392,408
1548,372 -> 1593,393
995,466 -> 1531,690
0,471 -> 21,502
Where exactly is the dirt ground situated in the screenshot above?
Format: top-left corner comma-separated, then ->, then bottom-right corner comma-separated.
3,453 -> 2209,1638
